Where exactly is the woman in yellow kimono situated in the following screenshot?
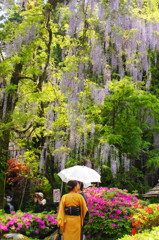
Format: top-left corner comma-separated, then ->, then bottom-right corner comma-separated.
57,180 -> 88,240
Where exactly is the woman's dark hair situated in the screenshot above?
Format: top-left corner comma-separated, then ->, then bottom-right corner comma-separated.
78,181 -> 84,191
67,180 -> 78,192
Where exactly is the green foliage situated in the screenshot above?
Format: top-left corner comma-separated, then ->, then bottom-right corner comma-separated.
101,165 -> 113,183
23,151 -> 39,177
5,84 -> 18,94
108,167 -> 149,194
149,51 -> 159,97
146,149 -> 159,170
65,157 -> 79,167
100,78 -> 159,156
131,0 -> 159,21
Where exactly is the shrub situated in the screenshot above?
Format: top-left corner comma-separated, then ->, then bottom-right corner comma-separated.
0,210 -> 57,239
84,187 -> 140,240
119,226 -> 159,240
130,203 -> 159,235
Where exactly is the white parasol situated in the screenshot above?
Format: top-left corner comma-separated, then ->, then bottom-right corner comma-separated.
58,165 -> 101,186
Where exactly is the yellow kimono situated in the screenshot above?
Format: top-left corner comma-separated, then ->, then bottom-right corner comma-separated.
57,193 -> 88,240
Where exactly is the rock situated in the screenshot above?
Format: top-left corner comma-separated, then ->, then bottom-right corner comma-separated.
44,230 -> 63,240
2,233 -> 28,239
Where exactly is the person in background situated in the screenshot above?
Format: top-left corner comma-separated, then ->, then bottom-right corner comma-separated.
4,196 -> 15,213
34,192 -> 46,213
78,182 -> 89,240
78,182 -> 87,203
57,180 -> 88,240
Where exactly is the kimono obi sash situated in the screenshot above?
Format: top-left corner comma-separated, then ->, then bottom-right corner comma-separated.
65,206 -> 81,216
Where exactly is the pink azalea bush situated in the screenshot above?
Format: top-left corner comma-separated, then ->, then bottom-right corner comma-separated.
84,187 -> 140,240
0,188 -> 142,239
0,211 -> 57,239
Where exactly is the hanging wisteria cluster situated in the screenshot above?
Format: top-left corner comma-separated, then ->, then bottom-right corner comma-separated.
54,0 -> 159,174
67,0 -> 159,84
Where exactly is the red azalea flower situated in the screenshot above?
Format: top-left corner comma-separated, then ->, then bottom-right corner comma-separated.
144,207 -> 153,214
133,204 -> 143,209
135,221 -> 141,226
132,228 -> 137,235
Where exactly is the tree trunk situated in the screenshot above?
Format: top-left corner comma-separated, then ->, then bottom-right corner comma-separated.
0,177 -> 5,209
0,63 -> 23,209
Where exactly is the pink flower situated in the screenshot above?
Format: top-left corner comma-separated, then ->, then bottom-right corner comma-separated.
111,223 -> 118,227
3,226 -> 9,231
18,223 -> 23,228
39,225 -> 45,229
11,212 -> 16,215
36,219 -> 45,224
115,209 -> 122,214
